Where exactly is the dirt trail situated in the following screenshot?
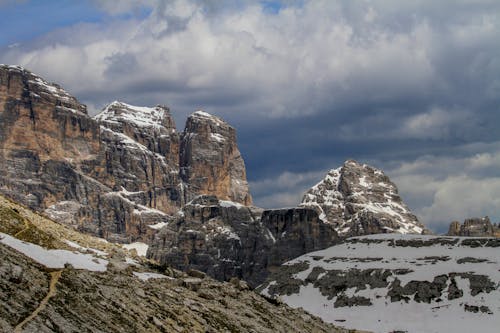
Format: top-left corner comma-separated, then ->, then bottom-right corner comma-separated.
13,218 -> 30,238
14,270 -> 62,332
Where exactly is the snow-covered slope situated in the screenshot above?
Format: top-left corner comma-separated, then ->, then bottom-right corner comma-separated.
300,160 -> 426,236
258,234 -> 500,333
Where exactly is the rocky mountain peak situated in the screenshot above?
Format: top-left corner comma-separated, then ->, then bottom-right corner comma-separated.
300,159 -> 426,237
94,101 -> 176,132
180,110 -> 252,206
0,64 -> 87,116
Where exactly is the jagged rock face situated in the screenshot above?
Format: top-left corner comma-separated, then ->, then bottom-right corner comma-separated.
0,65 -> 252,243
300,160 -> 427,237
258,234 -> 500,333
180,111 -> 252,206
0,65 -> 103,212
147,195 -> 338,287
95,101 -> 184,215
0,66 -> 96,162
260,208 -> 339,267
447,217 -> 499,237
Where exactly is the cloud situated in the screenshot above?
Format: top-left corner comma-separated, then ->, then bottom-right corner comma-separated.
90,0 -> 156,16
250,170 -> 327,208
3,0 -> 499,122
388,144 -> 500,232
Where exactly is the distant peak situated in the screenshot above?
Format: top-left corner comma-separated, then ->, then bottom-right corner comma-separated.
301,160 -> 425,236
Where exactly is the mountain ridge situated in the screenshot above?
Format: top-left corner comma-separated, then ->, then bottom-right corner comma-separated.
0,64 -> 251,243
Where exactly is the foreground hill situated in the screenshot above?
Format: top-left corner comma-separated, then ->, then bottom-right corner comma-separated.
0,195 -> 349,333
258,234 -> 500,333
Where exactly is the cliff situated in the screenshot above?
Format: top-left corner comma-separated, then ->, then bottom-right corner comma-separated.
147,195 -> 338,287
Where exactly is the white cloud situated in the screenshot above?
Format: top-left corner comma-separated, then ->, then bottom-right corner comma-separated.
5,0 -> 497,119
250,170 -> 326,208
389,145 -> 500,232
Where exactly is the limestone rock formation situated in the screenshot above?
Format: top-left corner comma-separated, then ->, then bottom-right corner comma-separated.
180,111 -> 252,205
447,217 -> 499,237
147,195 -> 338,287
300,160 -> 428,237
0,65 -> 252,243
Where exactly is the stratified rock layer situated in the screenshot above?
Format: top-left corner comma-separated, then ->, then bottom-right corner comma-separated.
147,195 -> 338,287
0,65 -> 251,242
300,160 -> 427,237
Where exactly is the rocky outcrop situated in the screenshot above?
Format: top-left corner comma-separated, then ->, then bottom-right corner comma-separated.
260,208 -> 340,267
0,65 -> 252,242
447,217 -> 499,237
180,111 -> 252,205
147,195 -> 338,287
300,160 -> 428,237
95,101 -> 184,214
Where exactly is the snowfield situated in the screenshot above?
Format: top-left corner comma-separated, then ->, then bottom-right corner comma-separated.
260,234 -> 500,333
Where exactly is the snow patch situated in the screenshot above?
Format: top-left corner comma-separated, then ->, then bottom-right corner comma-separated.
133,271 -> 172,281
0,233 -> 108,271
122,242 -> 149,257
64,240 -> 108,256
148,222 -> 168,230
266,234 -> 500,333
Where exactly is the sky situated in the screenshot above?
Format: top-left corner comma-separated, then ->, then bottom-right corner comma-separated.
1,0 -> 499,233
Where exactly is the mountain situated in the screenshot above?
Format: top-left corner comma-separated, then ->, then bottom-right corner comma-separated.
257,234 -> 500,333
300,160 -> 428,237
0,65 -> 250,243
0,194 -> 349,333
448,216 -> 500,237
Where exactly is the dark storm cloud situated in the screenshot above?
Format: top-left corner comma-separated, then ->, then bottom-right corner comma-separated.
2,0 -> 499,231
